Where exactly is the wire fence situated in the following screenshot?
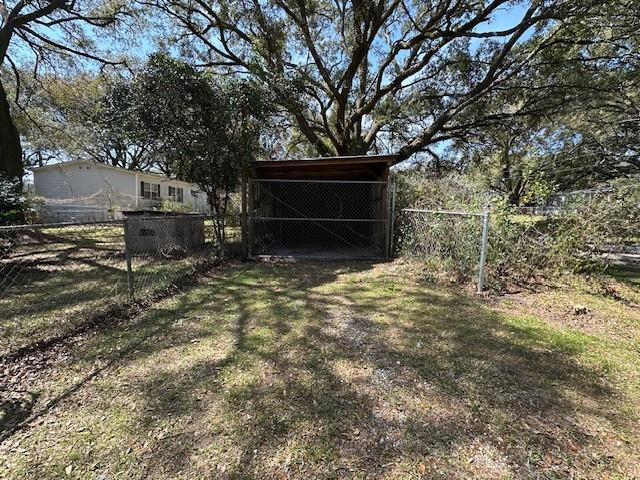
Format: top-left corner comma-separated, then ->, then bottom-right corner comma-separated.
393,179 -> 639,289
249,179 -> 391,259
0,215 -> 238,357
395,208 -> 490,291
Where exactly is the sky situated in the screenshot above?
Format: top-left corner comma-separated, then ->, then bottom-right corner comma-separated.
8,2 -> 535,76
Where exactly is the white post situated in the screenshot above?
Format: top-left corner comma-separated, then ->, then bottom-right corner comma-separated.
477,207 -> 490,293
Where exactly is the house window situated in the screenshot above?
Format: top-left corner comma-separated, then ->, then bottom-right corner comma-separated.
141,181 -> 160,200
191,189 -> 199,198
168,186 -> 184,203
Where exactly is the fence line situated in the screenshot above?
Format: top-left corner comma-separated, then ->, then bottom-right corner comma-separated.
401,208 -> 484,217
251,217 -> 387,223
0,219 -> 124,232
250,178 -> 389,185
0,215 -> 238,358
396,207 -> 490,292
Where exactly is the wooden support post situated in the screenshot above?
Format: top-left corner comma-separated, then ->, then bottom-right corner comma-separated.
388,180 -> 397,258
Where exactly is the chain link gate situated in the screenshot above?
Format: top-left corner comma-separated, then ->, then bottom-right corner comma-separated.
395,208 -> 490,292
248,179 -> 393,260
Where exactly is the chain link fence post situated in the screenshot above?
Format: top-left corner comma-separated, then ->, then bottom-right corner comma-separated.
241,164 -> 249,260
477,207 -> 490,293
123,218 -> 134,300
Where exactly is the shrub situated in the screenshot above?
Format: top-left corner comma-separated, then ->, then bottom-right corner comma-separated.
0,176 -> 27,226
393,172 -> 489,283
487,176 -> 640,287
393,172 -> 640,289
394,171 -> 487,212
160,199 -> 194,213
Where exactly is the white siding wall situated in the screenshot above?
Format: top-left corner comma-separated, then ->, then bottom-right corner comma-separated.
33,161 -> 210,221
34,163 -> 137,209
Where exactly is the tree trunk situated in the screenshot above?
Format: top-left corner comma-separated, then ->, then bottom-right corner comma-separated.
507,188 -> 523,206
0,80 -> 23,186
208,193 -> 226,258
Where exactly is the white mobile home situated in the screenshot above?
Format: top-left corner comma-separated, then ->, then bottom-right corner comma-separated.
33,160 -> 210,222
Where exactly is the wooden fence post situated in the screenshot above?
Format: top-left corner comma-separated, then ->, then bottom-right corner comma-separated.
390,180 -> 397,257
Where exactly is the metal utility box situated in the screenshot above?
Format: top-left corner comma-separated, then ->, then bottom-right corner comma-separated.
123,211 -> 205,253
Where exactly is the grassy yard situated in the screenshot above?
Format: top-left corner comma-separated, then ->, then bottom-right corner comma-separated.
1,261 -> 639,479
0,224 -> 216,357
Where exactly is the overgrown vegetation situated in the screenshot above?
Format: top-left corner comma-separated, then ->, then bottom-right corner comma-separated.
0,176 -> 26,225
394,172 -> 640,288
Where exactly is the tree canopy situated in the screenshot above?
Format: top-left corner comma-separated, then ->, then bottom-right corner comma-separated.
132,53 -> 270,244
0,0 -> 130,184
448,0 -> 640,203
144,0 -> 607,161
1,0 -> 639,208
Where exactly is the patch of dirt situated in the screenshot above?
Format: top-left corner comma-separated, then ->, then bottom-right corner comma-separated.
497,292 -> 638,342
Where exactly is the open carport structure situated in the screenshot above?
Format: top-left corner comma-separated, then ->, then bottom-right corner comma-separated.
246,155 -> 398,260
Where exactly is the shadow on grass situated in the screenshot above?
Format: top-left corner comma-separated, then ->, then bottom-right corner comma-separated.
2,261 -> 631,478
0,262 -> 129,357
0,226 -> 215,356
0,228 -> 129,335
91,261 -> 623,478
604,264 -> 640,289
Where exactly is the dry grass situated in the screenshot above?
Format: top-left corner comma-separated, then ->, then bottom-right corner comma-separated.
1,260 -> 639,479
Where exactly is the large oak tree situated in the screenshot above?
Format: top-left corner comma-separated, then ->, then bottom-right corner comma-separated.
453,0 -> 640,203
144,0 -> 601,161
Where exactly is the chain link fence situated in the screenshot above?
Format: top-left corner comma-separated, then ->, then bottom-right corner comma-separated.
395,208 -> 490,291
0,215 -> 236,357
249,179 -> 391,259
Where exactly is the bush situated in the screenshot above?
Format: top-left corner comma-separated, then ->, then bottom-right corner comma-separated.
160,199 -> 194,213
487,176 -> 640,287
0,176 -> 27,226
393,172 -> 489,283
394,171 -> 487,212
